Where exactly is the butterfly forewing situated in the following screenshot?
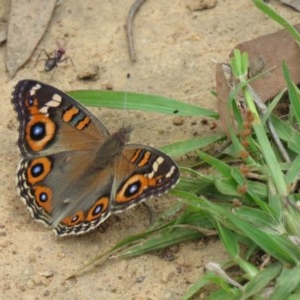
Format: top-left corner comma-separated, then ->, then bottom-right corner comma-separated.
12,80 -> 110,157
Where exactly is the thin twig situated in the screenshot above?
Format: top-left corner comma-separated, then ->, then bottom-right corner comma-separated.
126,0 -> 146,62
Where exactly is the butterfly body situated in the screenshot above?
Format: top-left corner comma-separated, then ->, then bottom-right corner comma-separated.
12,80 -> 179,236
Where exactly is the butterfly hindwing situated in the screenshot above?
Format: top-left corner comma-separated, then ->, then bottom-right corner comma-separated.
111,145 -> 179,212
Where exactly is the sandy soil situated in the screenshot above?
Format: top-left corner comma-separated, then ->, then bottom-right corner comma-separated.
1,1 -> 299,299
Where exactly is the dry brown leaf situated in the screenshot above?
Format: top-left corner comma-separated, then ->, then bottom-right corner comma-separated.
6,0 -> 57,77
216,24 -> 300,135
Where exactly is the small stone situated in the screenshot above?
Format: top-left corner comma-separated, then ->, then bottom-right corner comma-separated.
28,254 -> 36,263
40,271 -> 54,278
77,63 -> 100,80
161,269 -> 175,283
104,82 -> 113,90
172,116 -> 184,126
187,0 -> 217,11
16,282 -> 26,292
135,275 -> 146,283
57,251 -> 65,259
35,246 -> 43,252
3,282 -> 11,290
209,121 -> 217,130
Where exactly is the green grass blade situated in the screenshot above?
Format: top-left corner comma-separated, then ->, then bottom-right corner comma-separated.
115,227 -> 202,259
231,49 -> 288,197
216,222 -> 239,259
271,265 -> 300,299
285,154 -> 300,184
269,114 -> 300,153
160,134 -> 226,157
243,262 -> 282,298
181,276 -> 213,300
251,0 -> 300,44
261,89 -> 286,124
283,62 -> 300,125
68,90 -> 218,117
227,216 -> 300,264
198,151 -> 232,177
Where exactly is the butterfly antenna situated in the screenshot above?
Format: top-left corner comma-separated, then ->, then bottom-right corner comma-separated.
132,109 -> 179,128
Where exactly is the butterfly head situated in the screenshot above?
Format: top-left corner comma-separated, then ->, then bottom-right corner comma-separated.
113,126 -> 132,144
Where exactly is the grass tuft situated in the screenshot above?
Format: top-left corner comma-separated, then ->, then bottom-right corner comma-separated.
67,2 -> 300,298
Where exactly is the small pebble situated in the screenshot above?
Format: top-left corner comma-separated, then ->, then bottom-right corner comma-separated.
187,0 -> 217,11
172,116 -> 184,126
40,270 -> 54,278
77,63 -> 100,80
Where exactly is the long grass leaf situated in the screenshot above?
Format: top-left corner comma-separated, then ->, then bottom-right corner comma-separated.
68,90 -> 218,117
271,265 -> 300,299
251,0 -> 300,44
243,262 -> 282,298
160,134 -> 226,157
283,62 -> 300,125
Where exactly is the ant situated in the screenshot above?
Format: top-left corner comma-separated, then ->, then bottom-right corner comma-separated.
35,47 -> 75,77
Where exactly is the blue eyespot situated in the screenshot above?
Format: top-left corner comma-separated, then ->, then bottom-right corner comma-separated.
30,122 -> 46,140
39,192 -> 48,202
126,181 -> 141,196
28,97 -> 34,106
157,178 -> 163,184
93,205 -> 103,215
31,163 -> 44,177
71,215 -> 79,223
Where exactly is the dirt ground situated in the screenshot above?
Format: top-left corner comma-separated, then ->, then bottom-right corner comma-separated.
1,1 -> 299,299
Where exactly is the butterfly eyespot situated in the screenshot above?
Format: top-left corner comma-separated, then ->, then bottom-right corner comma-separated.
30,122 -> 46,141
61,211 -> 85,226
126,181 -> 141,196
34,186 -> 52,213
28,97 -> 35,106
86,197 -> 109,221
71,215 -> 79,223
39,192 -> 48,202
26,115 -> 56,151
157,177 -> 164,185
31,163 -> 44,177
27,157 -> 52,184
93,205 -> 103,216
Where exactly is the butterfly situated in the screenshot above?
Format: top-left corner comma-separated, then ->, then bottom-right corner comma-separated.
12,80 -> 180,237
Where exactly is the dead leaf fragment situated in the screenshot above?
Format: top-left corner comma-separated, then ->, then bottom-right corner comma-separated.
6,0 -> 57,77
216,23 -> 300,136
280,0 -> 300,11
231,23 -> 300,102
0,22 -> 7,44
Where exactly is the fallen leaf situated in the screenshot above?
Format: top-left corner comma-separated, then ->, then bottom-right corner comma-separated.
6,0 -> 57,77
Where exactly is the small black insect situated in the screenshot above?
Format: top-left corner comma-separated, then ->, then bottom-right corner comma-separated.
35,47 -> 75,77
